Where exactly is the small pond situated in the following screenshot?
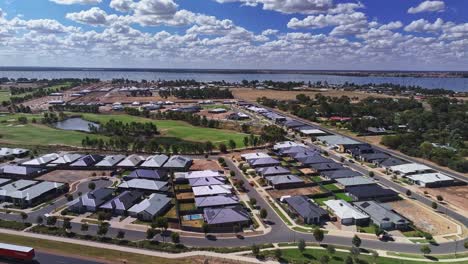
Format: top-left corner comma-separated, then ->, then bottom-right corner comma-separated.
54,117 -> 99,132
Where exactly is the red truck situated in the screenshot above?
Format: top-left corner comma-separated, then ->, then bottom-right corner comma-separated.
0,242 -> 35,261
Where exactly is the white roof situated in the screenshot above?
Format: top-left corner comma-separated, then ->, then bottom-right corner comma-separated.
192,184 -> 232,196
140,154 -> 169,168
51,154 -> 82,164
389,163 -> 433,174
240,152 -> 270,160
9,181 -> 63,201
182,170 -> 223,179
316,135 -> 359,146
22,153 -> 59,165
407,173 -> 453,184
299,129 -> 326,135
273,141 -> 306,150
0,242 -> 33,253
117,154 -> 145,167
0,148 -> 13,156
95,155 -> 126,167
324,199 -> 369,220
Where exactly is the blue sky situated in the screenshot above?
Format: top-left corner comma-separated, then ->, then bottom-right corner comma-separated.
0,0 -> 466,70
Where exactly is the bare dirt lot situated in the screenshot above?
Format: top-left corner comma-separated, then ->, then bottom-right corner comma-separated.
190,159 -> 223,171
421,186 -> 468,213
268,186 -> 324,199
231,88 -> 399,102
37,170 -> 112,184
388,199 -> 458,236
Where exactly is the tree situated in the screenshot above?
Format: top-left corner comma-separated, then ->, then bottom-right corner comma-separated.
298,239 -> 306,253
371,250 -> 379,261
46,216 -> 57,227
117,230 -> 125,240
368,171 -> 374,177
432,201 -> 438,210
20,212 -> 28,223
202,222 -> 209,236
249,197 -> 257,207
155,217 -> 168,232
63,219 -> 72,230
436,195 -> 444,202
97,222 -> 109,237
319,255 -> 330,264
171,232 -> 180,244
406,190 -> 412,196
251,244 -> 260,257
81,223 -> 89,232
327,245 -> 336,256
146,228 -> 156,239
259,208 -> 268,219
274,248 -> 282,260
420,245 -> 431,256
313,228 -> 324,242
88,182 -> 96,190
36,216 -> 43,225
219,143 -> 227,153
350,246 -> 360,257
464,241 -> 468,249
352,235 -> 361,248
228,139 -> 236,151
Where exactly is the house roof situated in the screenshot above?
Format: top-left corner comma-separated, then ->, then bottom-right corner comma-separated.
248,157 -> 280,167
100,190 -> 143,211
335,176 -> 376,187
283,120 -> 306,128
51,154 -> 83,164
359,152 -> 390,161
265,175 -> 304,185
95,155 -> 126,167
0,178 -> 11,186
1,165 -> 44,176
0,180 -> 38,196
70,155 -> 104,167
389,163 -> 433,174
128,193 -> 171,216
203,206 -> 250,225
192,184 -> 232,196
240,152 -> 270,161
0,148 -> 13,156
163,155 -> 192,169
346,185 -> 399,199
195,194 -> 239,208
323,199 -> 369,220
125,169 -> 167,180
354,201 -> 408,226
285,196 -> 328,219
256,166 -> 290,176
297,155 -> 332,165
321,169 -> 362,179
273,141 -> 306,150
9,181 -> 64,201
140,154 -> 169,168
118,179 -> 169,192
278,146 -> 314,155
183,170 -> 224,179
22,153 -> 59,166
378,157 -> 408,167
309,162 -> 344,171
291,150 -> 321,159
406,173 -> 453,184
298,128 -> 327,135
189,176 -> 226,187
68,188 -> 114,208
316,135 -> 360,146
117,154 -> 145,167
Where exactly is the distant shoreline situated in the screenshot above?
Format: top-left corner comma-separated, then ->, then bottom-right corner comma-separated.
0,67 -> 466,78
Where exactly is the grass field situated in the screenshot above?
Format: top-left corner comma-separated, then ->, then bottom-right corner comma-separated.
0,113 -> 249,148
80,113 -> 249,147
0,90 -> 11,102
334,193 -> 353,202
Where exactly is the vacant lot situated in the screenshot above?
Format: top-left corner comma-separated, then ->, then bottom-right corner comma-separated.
190,159 -> 223,171
388,199 -> 458,236
38,170 -> 112,184
268,186 -> 324,199
231,88 -> 399,102
421,186 -> 468,213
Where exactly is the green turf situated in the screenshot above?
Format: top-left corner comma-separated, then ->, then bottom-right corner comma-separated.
322,183 -> 341,191
79,113 -> 249,147
313,196 -> 333,206
334,193 -> 353,202
0,90 -> 11,102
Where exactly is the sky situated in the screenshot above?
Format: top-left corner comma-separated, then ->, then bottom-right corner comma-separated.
0,0 -> 467,70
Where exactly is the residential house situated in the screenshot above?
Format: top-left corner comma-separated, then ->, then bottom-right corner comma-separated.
335,177 -> 376,188
283,120 -> 306,129
118,179 -> 169,193
70,155 -> 104,168
323,199 -> 369,226
9,181 -> 65,208
354,201 -> 409,230
389,163 -> 434,176
240,152 -> 270,161
256,166 -> 290,177
163,155 -> 193,171
95,155 -> 126,168
377,157 -> 408,169
100,190 -> 143,215
50,154 -> 83,165
273,141 -> 306,151
321,169 -> 362,180
192,184 -> 233,197
140,154 -> 169,168
346,185 -> 399,202
67,188 -> 114,213
296,155 -> 332,166
406,173 -> 454,188
0,180 -> 38,201
309,162 -> 344,173
0,165 -> 45,178
284,196 -> 328,225
189,177 -> 226,187
247,157 -> 281,168
22,153 -> 59,167
265,175 -> 304,189
203,206 -> 250,228
195,194 -> 239,208
128,193 -> 172,221
117,154 -> 145,167
124,169 -> 168,181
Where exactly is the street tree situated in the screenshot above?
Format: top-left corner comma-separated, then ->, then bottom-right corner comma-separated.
88,182 -> 96,190
313,228 -> 324,242
421,245 -> 431,256
171,232 -> 180,244
260,208 -> 268,219
327,245 -> 335,256
251,244 -> 260,257
352,235 -> 362,248
117,230 -> 125,240
81,223 -> 89,232
298,239 -> 306,253
274,249 -> 282,260
20,212 -> 28,223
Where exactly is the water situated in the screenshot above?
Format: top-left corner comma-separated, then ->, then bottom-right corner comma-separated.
1,70 -> 467,91
54,117 -> 99,132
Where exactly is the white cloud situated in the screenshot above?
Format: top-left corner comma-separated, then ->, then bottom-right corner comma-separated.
110,0 -> 134,12
49,0 -> 102,5
408,1 -> 445,14
215,0 -> 333,14
261,29 -> 278,36
404,18 -> 449,33
66,7 -> 117,26
379,21 -> 403,30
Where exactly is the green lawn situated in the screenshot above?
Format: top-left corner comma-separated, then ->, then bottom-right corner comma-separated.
0,90 -> 11,102
334,193 -> 353,202
322,183 -> 341,192
201,105 -> 230,110
311,176 -> 323,183
313,196 -> 333,206
80,113 -> 249,147
357,225 -> 378,234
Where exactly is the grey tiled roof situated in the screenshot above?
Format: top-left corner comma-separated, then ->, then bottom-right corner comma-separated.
203,206 -> 250,225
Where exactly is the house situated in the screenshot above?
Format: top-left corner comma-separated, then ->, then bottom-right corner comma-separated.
316,135 -> 360,151
323,199 -> 369,226
70,155 -> 104,168
289,149 -> 320,160
321,169 -> 362,180
354,201 -> 409,230
273,141 -> 306,151
284,196 -> 328,225
389,163 -> 434,176
124,169 -> 168,181
247,157 -> 281,168
140,154 -> 169,168
227,112 -> 249,120
118,179 -> 169,192
348,144 -> 373,156
67,188 -> 114,213
0,148 -> 14,160
9,181 -> 65,208
163,155 -> 193,171
51,154 -> 83,165
309,162 -> 344,173
100,190 -> 143,215
0,165 -> 45,178
0,180 -> 38,201
406,173 -> 454,188
22,153 -> 59,167
117,154 -> 145,167
296,155 -> 332,166
265,175 -> 304,189
366,127 -> 389,135
377,157 -> 408,168
335,177 -> 376,188
358,152 -> 390,163
192,184 -> 233,197
283,120 -> 306,129
95,155 -> 126,167
240,152 -> 270,161
208,108 -> 227,114
178,170 -> 224,180
278,146 -> 314,156
0,178 -> 11,186
256,166 -> 290,177
203,206 -> 250,228
11,148 -> 29,157
189,177 -> 226,187
128,193 -> 172,221
346,185 -> 399,202
298,128 -> 327,137
195,194 -> 239,208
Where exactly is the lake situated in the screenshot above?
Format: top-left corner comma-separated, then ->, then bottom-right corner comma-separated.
1,70 -> 467,91
54,118 -> 99,132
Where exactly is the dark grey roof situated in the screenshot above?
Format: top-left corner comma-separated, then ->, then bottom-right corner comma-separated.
128,193 -> 171,216
309,162 -> 344,171
68,188 -> 114,208
100,190 -> 143,211
291,150 -> 321,159
256,166 -> 290,176
125,169 -> 167,180
360,152 -> 390,161
283,120 -> 305,128
285,196 -> 328,220
354,201 -> 408,226
297,155 -> 332,165
163,155 -> 192,169
378,157 -> 409,167
321,169 -> 362,179
1,165 -> 44,176
70,155 -> 104,167
248,157 -> 280,167
195,194 -> 239,208
265,175 -> 304,185
346,185 -> 399,200
278,146 -> 313,155
203,206 -> 250,225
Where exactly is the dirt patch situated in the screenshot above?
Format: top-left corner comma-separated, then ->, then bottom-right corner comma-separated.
190,159 -> 223,171
268,186 -> 324,199
37,170 -> 112,184
388,199 -> 458,236
421,186 -> 468,213
231,88 -> 399,102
